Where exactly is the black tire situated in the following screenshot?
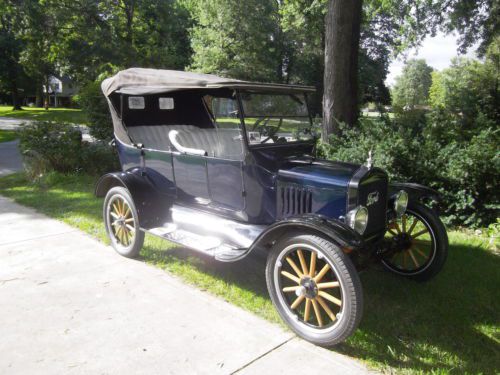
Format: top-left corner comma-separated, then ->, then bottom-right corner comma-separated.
266,234 -> 363,347
382,202 -> 448,282
103,186 -> 145,258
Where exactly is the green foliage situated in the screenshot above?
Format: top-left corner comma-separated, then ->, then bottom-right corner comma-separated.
392,59 -> 433,111
428,55 -> 499,139
73,79 -> 113,141
188,0 -> 281,81
322,112 -> 499,228
18,121 -> 118,178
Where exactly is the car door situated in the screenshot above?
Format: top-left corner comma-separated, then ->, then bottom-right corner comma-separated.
205,96 -> 246,211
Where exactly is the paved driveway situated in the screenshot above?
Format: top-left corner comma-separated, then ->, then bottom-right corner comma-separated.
0,196 -> 372,374
0,140 -> 23,176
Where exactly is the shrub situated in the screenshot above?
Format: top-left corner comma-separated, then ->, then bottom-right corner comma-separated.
73,81 -> 114,142
322,114 -> 499,228
19,121 -> 82,174
19,121 -> 119,177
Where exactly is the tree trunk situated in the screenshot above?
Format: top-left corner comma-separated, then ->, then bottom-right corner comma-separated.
35,82 -> 43,107
322,0 -> 363,141
11,81 -> 22,110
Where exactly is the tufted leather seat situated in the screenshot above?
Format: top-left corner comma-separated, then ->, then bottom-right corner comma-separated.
127,125 -> 244,160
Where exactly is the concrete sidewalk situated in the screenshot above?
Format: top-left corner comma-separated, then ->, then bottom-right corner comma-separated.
0,196 -> 373,374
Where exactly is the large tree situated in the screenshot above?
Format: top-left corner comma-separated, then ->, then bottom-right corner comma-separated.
321,0 -> 498,139
188,0 -> 282,81
322,0 -> 362,139
0,1 -> 25,109
392,59 -> 433,110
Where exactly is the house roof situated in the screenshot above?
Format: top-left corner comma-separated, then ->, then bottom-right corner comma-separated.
101,68 -> 316,96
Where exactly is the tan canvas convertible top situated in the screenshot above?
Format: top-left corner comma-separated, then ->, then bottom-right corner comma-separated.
101,68 -> 315,96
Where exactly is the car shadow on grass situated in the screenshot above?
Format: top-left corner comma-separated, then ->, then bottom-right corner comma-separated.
140,237 -> 499,374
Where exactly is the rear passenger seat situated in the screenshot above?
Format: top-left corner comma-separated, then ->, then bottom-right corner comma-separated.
127,125 -> 243,160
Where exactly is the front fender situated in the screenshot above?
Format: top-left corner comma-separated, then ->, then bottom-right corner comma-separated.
248,214 -> 364,255
389,182 -> 440,204
95,168 -> 173,228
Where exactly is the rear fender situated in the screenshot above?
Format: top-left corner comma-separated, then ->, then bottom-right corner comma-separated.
95,168 -> 172,228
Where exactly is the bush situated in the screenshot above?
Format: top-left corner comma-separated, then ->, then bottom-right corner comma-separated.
19,121 -> 119,178
321,114 -> 499,228
73,81 -> 114,142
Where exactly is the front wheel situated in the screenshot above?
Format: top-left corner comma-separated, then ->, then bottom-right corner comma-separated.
382,202 -> 448,281
266,234 -> 363,347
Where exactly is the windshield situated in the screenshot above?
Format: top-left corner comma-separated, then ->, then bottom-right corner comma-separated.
240,93 -> 313,145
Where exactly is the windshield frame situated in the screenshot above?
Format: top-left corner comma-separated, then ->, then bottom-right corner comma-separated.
235,90 -> 315,149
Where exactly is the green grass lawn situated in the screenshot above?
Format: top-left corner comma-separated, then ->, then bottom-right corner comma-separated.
0,129 -> 18,143
0,172 -> 498,374
0,105 -> 87,124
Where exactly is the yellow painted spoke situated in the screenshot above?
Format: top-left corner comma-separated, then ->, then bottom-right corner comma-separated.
304,299 -> 311,322
318,291 -> 342,306
286,257 -> 303,278
311,299 -> 323,327
317,281 -> 340,289
413,246 -> 428,259
408,249 -> 420,268
403,252 -> 409,268
117,200 -> 124,216
124,206 -> 131,218
281,271 -> 300,284
110,212 -> 119,220
125,218 -> 135,223
388,229 -> 398,236
309,251 -> 317,277
407,218 -> 418,235
393,222 -> 402,234
402,215 -> 407,233
317,296 -> 336,322
290,295 -> 305,310
282,286 -> 300,293
413,239 -> 431,247
313,264 -> 331,283
112,203 -> 121,216
125,224 -> 135,233
297,250 -> 308,275
116,227 -> 124,243
412,228 -> 430,238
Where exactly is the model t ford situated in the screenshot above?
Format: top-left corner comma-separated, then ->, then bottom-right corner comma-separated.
96,68 -> 448,346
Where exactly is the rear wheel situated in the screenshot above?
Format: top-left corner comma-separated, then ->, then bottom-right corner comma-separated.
382,202 -> 448,281
266,234 -> 363,347
103,186 -> 144,258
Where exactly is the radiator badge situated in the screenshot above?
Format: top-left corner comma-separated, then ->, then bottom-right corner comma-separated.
367,191 -> 379,206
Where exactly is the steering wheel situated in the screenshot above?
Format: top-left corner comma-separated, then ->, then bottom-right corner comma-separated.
251,117 -> 284,143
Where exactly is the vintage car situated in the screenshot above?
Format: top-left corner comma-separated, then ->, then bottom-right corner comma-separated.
96,68 -> 448,347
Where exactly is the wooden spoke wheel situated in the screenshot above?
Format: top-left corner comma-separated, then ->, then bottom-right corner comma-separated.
382,202 -> 448,281
266,234 -> 363,347
103,187 -> 144,258
109,195 -> 136,246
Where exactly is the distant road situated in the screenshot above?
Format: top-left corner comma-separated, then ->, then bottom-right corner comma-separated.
0,117 -> 92,142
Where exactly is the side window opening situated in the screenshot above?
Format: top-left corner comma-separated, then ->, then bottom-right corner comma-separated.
128,96 -> 145,109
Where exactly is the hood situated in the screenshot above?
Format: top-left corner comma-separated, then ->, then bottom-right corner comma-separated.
278,157 -> 361,189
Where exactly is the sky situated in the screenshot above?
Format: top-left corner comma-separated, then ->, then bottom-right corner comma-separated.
385,32 -> 479,86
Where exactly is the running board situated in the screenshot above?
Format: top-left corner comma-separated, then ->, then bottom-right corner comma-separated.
144,205 -> 266,262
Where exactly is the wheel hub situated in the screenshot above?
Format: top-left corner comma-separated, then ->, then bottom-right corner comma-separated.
393,232 -> 413,252
299,276 -> 318,299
